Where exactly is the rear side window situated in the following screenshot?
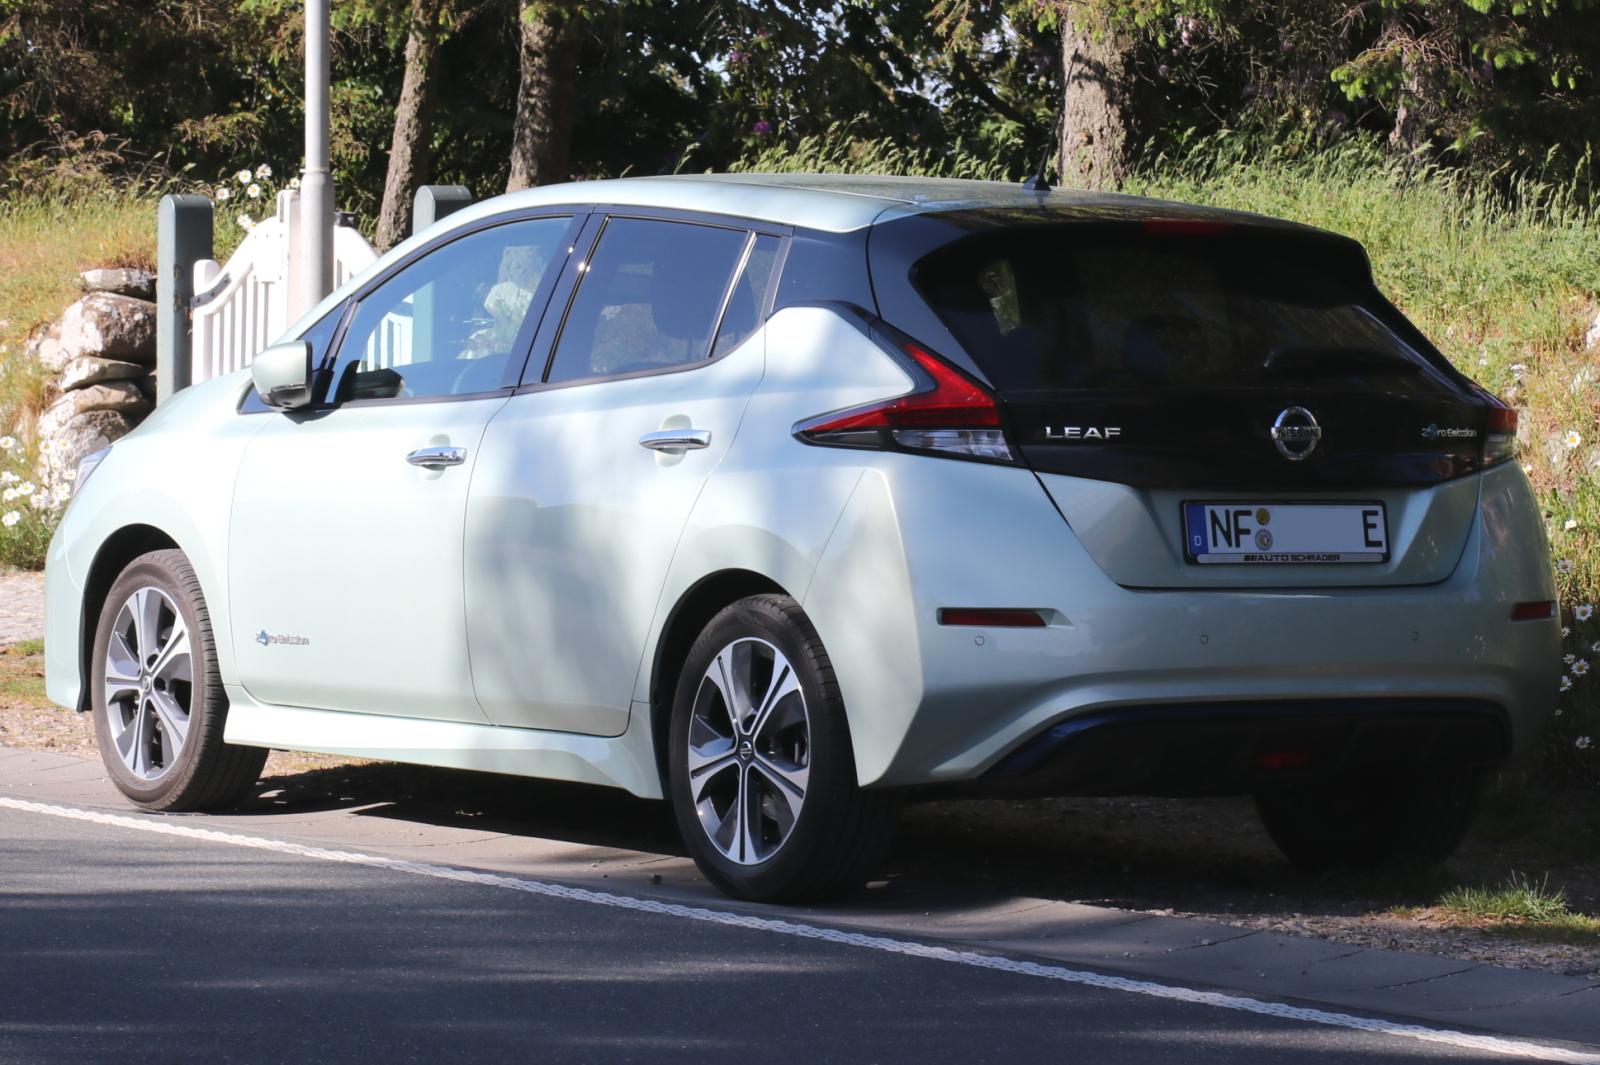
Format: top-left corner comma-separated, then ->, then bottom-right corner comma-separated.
913,228 -> 1456,395
544,218 -> 750,384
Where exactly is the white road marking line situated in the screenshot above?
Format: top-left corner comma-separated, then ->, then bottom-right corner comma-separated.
3,794 -> 1596,1064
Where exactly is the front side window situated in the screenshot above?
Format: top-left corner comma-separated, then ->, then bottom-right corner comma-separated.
327,216 -> 571,403
544,218 -> 750,385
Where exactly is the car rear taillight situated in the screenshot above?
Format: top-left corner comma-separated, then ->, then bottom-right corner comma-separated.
1483,404 -> 1518,468
793,331 -> 1014,463
1509,600 -> 1555,621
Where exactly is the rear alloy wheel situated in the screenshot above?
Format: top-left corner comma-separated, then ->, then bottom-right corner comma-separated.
1255,769 -> 1483,871
91,549 -> 266,811
668,595 -> 898,902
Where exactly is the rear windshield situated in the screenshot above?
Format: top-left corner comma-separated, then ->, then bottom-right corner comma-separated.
912,228 -> 1456,395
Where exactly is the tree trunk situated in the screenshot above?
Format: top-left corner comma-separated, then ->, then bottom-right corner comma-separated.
1386,17 -> 1429,157
506,0 -> 579,192
375,0 -> 443,251
1058,3 -> 1137,191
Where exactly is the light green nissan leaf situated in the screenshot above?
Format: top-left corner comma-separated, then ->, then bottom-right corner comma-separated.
44,174 -> 1560,901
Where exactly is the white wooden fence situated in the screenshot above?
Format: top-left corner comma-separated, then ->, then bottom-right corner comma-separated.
189,189 -> 379,384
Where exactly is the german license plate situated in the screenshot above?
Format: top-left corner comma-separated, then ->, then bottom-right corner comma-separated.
1182,502 -> 1388,564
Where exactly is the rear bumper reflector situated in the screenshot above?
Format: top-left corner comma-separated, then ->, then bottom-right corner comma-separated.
1509,601 -> 1556,621
937,608 -> 1046,628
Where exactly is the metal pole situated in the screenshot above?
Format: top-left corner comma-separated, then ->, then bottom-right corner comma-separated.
299,0 -> 334,317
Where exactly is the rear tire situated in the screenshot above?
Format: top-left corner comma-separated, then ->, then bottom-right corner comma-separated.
667,594 -> 899,902
1255,769 -> 1482,871
90,549 -> 267,811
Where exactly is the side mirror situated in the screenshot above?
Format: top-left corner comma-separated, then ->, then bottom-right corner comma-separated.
251,341 -> 315,410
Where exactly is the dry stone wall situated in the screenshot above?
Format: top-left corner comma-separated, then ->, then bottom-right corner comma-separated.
25,268 -> 157,494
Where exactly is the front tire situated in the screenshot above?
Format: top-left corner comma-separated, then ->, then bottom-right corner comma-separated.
667,595 -> 899,902
1255,769 -> 1482,871
90,549 -> 267,811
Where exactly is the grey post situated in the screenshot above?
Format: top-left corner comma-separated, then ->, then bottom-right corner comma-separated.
299,0 -> 335,317
155,194 -> 214,404
413,185 -> 474,235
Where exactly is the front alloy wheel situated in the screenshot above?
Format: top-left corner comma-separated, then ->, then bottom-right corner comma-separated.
102,586 -> 192,781
668,594 -> 898,902
91,549 -> 266,810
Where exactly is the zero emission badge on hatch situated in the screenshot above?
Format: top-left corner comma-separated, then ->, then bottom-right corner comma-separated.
256,629 -> 310,647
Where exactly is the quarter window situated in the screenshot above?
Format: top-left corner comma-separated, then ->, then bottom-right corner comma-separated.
710,233 -> 781,358
544,218 -> 750,385
327,216 -> 571,403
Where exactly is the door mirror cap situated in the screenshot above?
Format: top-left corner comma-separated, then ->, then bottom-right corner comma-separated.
251,341 -> 315,410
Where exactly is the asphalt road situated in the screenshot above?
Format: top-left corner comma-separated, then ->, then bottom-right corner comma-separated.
0,806 -> 1561,1065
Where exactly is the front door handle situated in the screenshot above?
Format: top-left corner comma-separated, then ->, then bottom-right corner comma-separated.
639,429 -> 711,453
406,445 -> 467,470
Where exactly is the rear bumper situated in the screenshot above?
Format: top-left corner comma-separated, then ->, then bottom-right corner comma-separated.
979,698 -> 1509,797
802,457 -> 1560,790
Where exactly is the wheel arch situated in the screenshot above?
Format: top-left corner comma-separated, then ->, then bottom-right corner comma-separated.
648,568 -> 788,783
75,524 -> 183,712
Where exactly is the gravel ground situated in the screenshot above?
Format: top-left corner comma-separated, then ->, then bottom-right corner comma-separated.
0,570 -> 44,647
3,633 -> 1595,979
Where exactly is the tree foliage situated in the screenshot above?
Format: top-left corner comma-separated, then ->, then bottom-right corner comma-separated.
0,0 -> 1595,218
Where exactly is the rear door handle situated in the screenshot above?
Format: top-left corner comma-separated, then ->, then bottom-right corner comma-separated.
638,429 -> 711,453
406,446 -> 467,469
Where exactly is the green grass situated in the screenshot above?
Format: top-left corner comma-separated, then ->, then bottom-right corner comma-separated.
1399,872 -> 1600,945
0,639 -> 48,708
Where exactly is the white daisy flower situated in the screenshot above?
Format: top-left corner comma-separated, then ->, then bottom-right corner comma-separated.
1579,604 -> 1595,622
255,164 -> 272,179
1590,639 -> 1600,653
15,482 -> 32,496
1575,659 -> 1591,676
247,183 -> 262,199
0,510 -> 17,528
1565,430 -> 1583,449
288,177 -> 301,190
1565,518 -> 1579,531
1510,363 -> 1527,378
1555,707 -> 1564,716
238,214 -> 255,231
1564,653 -> 1576,665
1563,626 -> 1572,638
1578,736 -> 1593,750
1522,463 -> 1534,474
0,471 -> 15,485
236,168 -> 252,185
61,467 -> 76,482
1558,558 -> 1575,573
1561,675 -> 1574,692
0,435 -> 13,450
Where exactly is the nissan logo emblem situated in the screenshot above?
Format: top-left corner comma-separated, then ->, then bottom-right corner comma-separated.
1271,407 -> 1322,461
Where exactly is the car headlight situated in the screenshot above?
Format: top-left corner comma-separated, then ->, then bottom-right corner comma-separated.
73,446 -> 111,495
